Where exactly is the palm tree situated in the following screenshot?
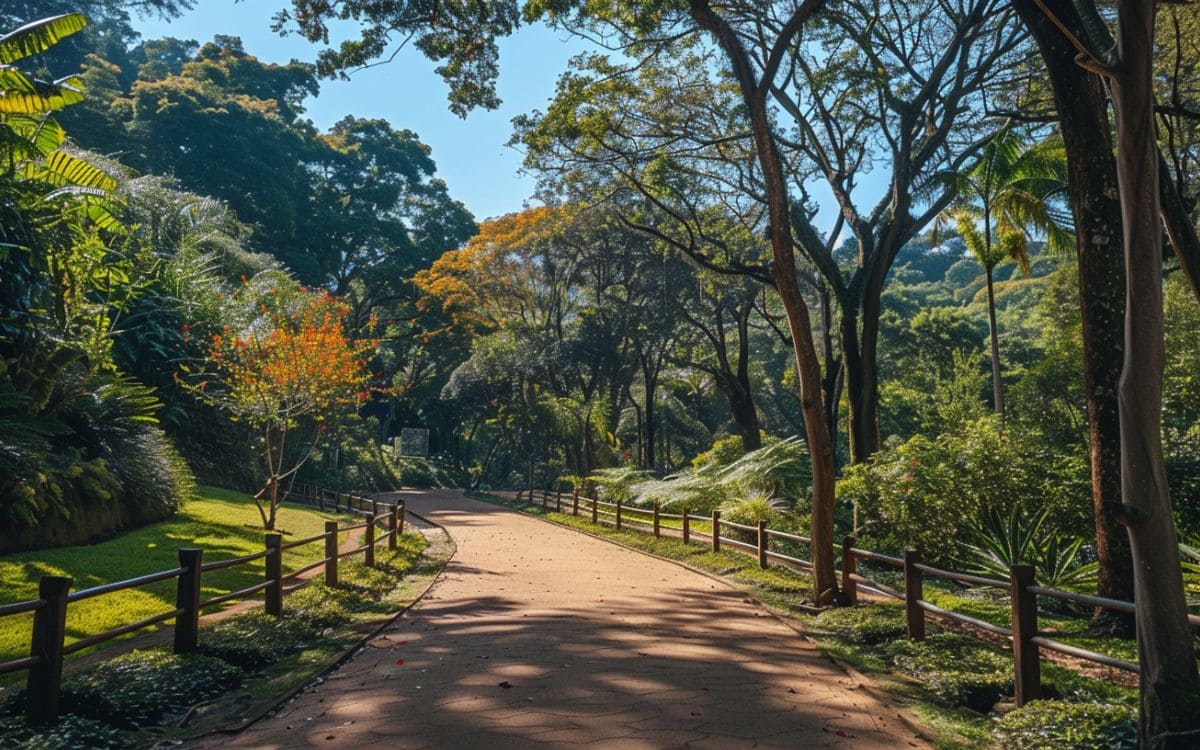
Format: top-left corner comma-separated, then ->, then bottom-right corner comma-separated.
940,128 -> 1071,416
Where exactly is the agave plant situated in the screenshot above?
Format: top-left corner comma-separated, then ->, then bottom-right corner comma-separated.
959,504 -> 1097,589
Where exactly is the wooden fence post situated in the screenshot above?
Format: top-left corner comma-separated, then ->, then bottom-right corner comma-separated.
265,534 -> 283,616
712,510 -> 721,553
757,520 -> 768,569
653,503 -> 661,538
371,498 -> 379,519
616,500 -> 623,530
591,496 -> 598,524
682,509 -> 690,545
555,488 -> 562,513
841,536 -> 858,605
318,487 -> 325,512
324,521 -> 339,586
26,575 -> 71,724
174,548 -> 203,654
365,514 -> 376,568
1010,564 -> 1041,705
572,488 -> 579,516
903,548 -> 924,640
389,504 -> 398,550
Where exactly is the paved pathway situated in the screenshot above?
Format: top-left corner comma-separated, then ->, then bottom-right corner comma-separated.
196,490 -> 928,749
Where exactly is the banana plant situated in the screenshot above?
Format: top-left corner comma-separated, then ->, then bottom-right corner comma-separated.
0,13 -> 121,229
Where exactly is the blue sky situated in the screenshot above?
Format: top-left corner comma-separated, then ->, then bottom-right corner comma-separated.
134,2 -> 593,222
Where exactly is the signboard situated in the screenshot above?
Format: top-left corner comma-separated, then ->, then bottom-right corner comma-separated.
396,427 -> 430,457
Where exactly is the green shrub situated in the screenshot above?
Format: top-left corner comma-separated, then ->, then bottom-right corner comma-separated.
598,436 -> 809,515
0,371 -> 195,553
691,434 -> 747,469
338,560 -> 401,597
838,416 -> 1090,563
283,552 -> 412,628
720,493 -> 786,528
198,611 -> 316,670
0,714 -> 124,750
812,603 -> 907,644
994,700 -> 1136,749
83,377 -> 194,522
885,634 -> 1013,712
284,581 -> 359,629
715,436 -> 810,507
590,466 -> 651,503
61,649 -> 242,728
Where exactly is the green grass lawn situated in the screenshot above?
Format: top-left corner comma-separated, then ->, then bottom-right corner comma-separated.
0,486 -> 357,666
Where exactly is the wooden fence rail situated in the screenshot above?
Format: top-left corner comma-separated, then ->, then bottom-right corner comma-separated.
0,485 -> 405,725
528,488 -> 1200,707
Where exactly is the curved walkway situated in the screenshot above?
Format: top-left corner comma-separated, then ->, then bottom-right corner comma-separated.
195,490 -> 928,749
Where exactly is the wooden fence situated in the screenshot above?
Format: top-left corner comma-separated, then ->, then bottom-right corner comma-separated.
516,486 -> 1200,706
0,485 -> 404,724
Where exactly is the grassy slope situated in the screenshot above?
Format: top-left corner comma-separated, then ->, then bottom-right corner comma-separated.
0,486 -> 354,664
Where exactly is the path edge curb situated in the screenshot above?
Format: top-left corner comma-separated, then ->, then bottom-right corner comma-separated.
186,501 -> 457,740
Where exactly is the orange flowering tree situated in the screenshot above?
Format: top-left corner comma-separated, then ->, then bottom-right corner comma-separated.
205,293 -> 378,529
411,205 -> 570,338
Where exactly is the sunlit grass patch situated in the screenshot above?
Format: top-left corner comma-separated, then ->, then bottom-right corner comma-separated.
0,486 -> 356,665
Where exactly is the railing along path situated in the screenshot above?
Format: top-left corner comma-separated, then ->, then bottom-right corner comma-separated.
0,484 -> 406,724
516,485 -> 1200,707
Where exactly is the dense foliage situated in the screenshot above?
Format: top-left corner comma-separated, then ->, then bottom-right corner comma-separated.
5,0 -> 1200,741
0,11 -> 474,544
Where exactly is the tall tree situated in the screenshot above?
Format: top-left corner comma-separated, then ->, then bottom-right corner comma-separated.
939,128 -> 1070,416
1008,0 -> 1135,628
1031,1 -> 1200,743
673,276 -> 763,452
517,0 -> 1021,465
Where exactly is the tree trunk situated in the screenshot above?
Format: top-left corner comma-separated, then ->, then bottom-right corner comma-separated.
1158,156 -> 1200,301
858,289 -> 883,459
630,392 -> 644,466
727,379 -> 762,452
818,283 -> 842,465
266,475 -> 278,531
644,384 -> 657,469
1011,0 -> 1135,629
689,0 -> 838,604
731,300 -> 762,451
1108,1 -> 1200,743
839,308 -> 869,464
840,302 -> 883,464
985,266 -> 1006,416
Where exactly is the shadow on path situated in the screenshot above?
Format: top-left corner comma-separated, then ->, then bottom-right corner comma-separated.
192,490 -> 927,749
